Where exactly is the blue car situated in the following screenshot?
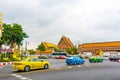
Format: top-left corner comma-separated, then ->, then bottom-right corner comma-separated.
65,55 -> 85,65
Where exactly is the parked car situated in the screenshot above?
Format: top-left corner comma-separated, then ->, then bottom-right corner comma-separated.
12,57 -> 50,72
57,56 -> 67,59
116,59 -> 120,62
38,55 -> 49,59
109,56 -> 120,61
89,56 -> 103,63
102,55 -> 109,60
65,55 -> 85,65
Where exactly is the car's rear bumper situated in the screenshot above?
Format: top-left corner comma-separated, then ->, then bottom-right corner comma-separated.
12,65 -> 24,71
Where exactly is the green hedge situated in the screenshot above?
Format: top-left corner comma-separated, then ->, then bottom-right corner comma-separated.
0,53 -> 25,62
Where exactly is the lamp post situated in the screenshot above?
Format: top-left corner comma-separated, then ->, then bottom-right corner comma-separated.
0,13 -> 3,57
25,41 -> 29,57
0,13 -> 3,39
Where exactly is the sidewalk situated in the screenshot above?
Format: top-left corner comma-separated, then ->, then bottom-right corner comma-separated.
0,62 -> 13,66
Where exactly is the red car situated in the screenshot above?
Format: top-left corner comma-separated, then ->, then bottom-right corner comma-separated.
57,56 -> 66,59
116,59 -> 120,62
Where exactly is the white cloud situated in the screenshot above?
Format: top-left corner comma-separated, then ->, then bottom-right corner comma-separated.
1,0 -> 120,49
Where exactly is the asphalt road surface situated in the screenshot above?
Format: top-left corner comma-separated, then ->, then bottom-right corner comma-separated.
0,59 -> 120,80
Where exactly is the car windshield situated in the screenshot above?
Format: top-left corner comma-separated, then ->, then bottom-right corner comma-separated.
20,58 -> 27,62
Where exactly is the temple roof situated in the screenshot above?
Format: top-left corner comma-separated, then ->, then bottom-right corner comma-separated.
79,41 -> 120,48
42,42 -> 58,49
78,41 -> 120,52
57,36 -> 74,48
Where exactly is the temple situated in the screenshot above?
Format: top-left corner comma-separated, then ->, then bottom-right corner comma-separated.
57,36 -> 74,51
36,42 -> 58,54
78,41 -> 120,56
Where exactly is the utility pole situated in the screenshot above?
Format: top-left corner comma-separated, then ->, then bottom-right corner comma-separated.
0,13 -> 3,56
25,42 -> 29,57
0,13 -> 3,39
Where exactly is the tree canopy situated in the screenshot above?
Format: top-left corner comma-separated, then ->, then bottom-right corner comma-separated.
37,43 -> 46,52
1,23 -> 28,50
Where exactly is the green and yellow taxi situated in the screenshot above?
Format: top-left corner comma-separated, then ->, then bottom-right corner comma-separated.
12,57 -> 50,72
89,56 -> 103,63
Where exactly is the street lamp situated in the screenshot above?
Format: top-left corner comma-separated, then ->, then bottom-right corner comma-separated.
25,41 -> 29,57
0,12 -> 3,39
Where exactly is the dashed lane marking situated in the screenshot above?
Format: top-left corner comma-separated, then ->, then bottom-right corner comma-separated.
68,66 -> 72,68
20,77 -> 29,80
11,74 -> 17,76
11,74 -> 32,80
56,68 -> 61,70
15,75 -> 22,78
0,67 -> 3,68
78,65 -> 81,67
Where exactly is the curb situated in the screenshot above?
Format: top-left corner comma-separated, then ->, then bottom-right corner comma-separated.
0,62 -> 13,66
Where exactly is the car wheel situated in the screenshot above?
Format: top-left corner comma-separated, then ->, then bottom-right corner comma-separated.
67,63 -> 70,65
89,61 -> 92,63
83,61 -> 85,64
18,70 -> 22,72
44,64 -> 49,69
24,66 -> 30,72
74,62 -> 77,65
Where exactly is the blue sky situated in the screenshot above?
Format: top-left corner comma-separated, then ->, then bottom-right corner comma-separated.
1,0 -> 120,49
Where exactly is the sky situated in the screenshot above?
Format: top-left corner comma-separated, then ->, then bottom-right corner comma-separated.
0,0 -> 120,50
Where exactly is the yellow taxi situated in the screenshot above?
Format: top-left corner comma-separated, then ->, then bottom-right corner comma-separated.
12,57 -> 50,72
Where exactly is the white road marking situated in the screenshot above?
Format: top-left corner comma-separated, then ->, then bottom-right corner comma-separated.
11,74 -> 32,80
15,75 -> 22,78
68,66 -> 72,68
0,67 -> 3,68
56,68 -> 61,70
78,65 -> 81,67
20,77 -> 28,80
11,74 -> 18,76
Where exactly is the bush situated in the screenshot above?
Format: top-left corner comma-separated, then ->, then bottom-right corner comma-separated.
3,58 -> 10,62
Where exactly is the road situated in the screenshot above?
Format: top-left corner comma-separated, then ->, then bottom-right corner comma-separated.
0,59 -> 120,80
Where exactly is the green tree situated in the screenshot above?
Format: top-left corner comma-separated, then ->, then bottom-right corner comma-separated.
2,23 -> 28,51
66,48 -> 72,54
48,47 -> 58,52
28,49 -> 36,55
66,47 -> 78,55
37,43 -> 46,53
72,47 -> 78,55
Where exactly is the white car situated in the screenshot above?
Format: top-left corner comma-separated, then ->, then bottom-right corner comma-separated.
102,56 -> 109,60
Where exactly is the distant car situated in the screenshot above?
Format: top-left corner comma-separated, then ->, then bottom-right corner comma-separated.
109,56 -> 120,61
116,59 -> 120,62
48,52 -> 70,59
38,55 -> 49,59
89,56 -> 103,63
57,56 -> 66,59
102,56 -> 109,60
65,55 -> 85,65
12,57 -> 50,72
